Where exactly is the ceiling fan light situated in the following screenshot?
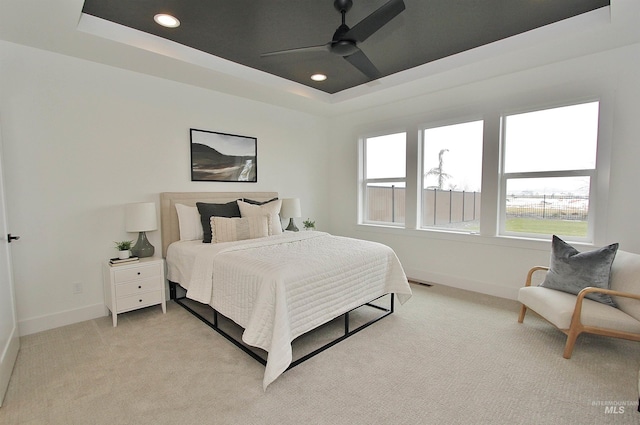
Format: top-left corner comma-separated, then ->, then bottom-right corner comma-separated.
311,74 -> 327,82
154,14 -> 180,28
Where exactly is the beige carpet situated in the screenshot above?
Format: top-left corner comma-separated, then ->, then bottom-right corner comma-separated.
1,283 -> 639,424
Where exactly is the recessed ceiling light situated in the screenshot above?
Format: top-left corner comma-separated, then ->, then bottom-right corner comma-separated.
154,14 -> 180,28
311,74 -> 327,82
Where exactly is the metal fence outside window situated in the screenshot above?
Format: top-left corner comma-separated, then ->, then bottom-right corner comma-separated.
505,194 -> 588,220
366,187 -> 588,225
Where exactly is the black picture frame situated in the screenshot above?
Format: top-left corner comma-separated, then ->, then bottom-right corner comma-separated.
190,128 -> 257,182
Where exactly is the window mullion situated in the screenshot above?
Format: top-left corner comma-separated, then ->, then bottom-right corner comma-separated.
481,112 -> 501,237
365,177 -> 406,184
504,169 -> 595,180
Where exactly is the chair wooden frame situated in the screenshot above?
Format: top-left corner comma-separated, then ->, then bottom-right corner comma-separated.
518,266 -> 640,359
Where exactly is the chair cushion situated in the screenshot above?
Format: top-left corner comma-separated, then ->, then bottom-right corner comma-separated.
540,235 -> 618,307
518,286 -> 640,333
610,250 -> 640,322
519,286 -> 577,329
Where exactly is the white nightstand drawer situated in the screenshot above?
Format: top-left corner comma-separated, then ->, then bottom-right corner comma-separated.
103,257 -> 167,327
115,277 -> 162,298
113,263 -> 162,284
103,257 -> 166,326
116,290 -> 162,313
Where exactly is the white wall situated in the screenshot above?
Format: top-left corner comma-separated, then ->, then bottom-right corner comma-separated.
0,41 -> 330,335
327,41 -> 640,299
3,5 -> 640,335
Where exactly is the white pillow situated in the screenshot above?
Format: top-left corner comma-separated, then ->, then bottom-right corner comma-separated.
175,204 -> 203,241
210,215 -> 269,243
237,199 -> 283,235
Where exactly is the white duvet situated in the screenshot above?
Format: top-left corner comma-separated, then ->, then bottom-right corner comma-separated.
166,231 -> 412,389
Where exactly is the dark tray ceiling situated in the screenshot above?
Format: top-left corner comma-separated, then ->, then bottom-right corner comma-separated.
82,0 -> 609,94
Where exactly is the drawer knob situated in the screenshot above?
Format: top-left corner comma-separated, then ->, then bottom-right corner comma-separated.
138,285 -> 142,289
139,299 -> 143,303
137,272 -> 141,275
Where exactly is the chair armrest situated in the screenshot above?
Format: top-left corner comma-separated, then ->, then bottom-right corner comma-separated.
524,266 -> 549,287
577,287 -> 640,303
571,287 -> 640,325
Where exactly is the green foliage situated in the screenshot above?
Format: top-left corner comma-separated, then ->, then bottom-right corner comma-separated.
114,240 -> 133,251
302,219 -> 315,229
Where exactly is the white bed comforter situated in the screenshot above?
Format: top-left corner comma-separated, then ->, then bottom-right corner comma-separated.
166,231 -> 412,389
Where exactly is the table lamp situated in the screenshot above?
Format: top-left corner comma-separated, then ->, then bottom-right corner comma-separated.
281,198 -> 301,232
125,202 -> 157,258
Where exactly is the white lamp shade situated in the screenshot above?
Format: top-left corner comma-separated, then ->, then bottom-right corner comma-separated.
125,202 -> 158,232
280,198 -> 301,219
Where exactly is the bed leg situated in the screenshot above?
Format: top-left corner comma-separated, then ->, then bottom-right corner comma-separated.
391,293 -> 395,313
169,281 -> 177,300
213,310 -> 218,328
344,312 -> 350,335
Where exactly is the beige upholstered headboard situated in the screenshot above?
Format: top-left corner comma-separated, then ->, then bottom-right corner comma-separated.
160,191 -> 279,257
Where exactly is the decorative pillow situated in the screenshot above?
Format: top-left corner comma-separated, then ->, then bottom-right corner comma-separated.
540,235 -> 619,307
210,215 -> 269,243
175,204 -> 203,241
196,201 -> 241,243
237,199 -> 283,235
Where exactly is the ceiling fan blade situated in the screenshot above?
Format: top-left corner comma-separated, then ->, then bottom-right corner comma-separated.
344,48 -> 381,79
261,43 -> 330,57
345,0 -> 405,43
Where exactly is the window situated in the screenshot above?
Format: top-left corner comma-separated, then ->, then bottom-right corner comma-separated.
361,132 -> 406,225
500,101 -> 599,239
357,99 -> 605,243
421,120 -> 483,232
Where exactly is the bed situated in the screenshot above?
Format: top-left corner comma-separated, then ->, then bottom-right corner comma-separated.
160,192 -> 412,389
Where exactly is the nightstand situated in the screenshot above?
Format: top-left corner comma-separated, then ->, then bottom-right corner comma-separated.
103,257 -> 166,327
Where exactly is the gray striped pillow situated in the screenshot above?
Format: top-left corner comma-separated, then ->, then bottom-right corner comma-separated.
210,215 -> 270,243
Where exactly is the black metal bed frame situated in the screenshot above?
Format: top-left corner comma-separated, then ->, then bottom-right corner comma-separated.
169,281 -> 394,371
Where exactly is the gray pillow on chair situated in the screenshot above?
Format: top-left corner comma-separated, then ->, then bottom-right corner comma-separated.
540,235 -> 619,307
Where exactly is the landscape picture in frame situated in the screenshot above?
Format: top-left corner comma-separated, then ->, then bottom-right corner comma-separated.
190,128 -> 257,182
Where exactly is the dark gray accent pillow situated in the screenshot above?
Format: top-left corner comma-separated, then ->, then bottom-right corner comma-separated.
196,201 -> 241,243
540,235 -> 618,307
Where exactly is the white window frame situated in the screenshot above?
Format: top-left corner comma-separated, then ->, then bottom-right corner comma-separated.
359,132 -> 407,226
498,100 -> 600,242
355,94 -> 612,247
419,118 -> 484,233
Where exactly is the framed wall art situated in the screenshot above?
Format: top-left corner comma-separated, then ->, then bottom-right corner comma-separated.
190,128 -> 257,182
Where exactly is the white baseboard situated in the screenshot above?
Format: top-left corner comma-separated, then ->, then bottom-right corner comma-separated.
405,268 -> 519,300
18,303 -> 107,336
16,274 -> 516,336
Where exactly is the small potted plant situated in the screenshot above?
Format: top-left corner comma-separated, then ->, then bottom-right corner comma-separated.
302,219 -> 316,231
114,240 -> 133,259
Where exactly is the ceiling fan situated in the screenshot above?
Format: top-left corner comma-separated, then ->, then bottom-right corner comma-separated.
261,0 -> 406,79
